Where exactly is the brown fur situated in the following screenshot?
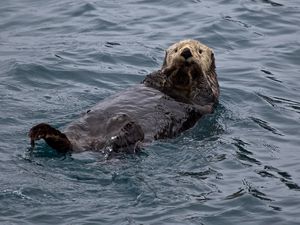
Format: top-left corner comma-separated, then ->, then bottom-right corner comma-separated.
144,39 -> 219,105
29,40 -> 219,157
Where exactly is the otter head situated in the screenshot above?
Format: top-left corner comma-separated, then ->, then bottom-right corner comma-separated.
161,39 -> 219,103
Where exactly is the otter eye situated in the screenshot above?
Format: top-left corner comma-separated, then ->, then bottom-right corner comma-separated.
198,49 -> 203,54
174,48 -> 178,53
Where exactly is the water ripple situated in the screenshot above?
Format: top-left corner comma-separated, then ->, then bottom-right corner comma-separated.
1,0 -> 300,224
251,117 -> 284,136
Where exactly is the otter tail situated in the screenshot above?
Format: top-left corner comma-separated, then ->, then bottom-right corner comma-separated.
29,123 -> 72,153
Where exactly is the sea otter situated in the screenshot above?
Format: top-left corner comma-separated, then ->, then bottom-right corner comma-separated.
29,39 -> 219,157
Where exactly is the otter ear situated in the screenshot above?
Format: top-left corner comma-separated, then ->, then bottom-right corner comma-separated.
207,52 -> 217,78
210,52 -> 216,70
207,51 -> 220,101
162,51 -> 168,68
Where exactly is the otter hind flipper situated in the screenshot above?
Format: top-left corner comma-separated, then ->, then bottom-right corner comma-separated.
29,123 -> 72,153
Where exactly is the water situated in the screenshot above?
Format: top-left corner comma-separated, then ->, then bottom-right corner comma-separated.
1,0 -> 300,224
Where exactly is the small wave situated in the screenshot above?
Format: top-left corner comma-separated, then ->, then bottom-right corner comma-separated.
258,93 -> 300,114
251,117 -> 283,136
257,165 -> 300,191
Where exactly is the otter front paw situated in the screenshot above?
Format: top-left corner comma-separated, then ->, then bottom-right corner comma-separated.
28,123 -> 55,147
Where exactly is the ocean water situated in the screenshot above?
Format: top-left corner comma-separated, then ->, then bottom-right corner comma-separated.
1,0 -> 300,224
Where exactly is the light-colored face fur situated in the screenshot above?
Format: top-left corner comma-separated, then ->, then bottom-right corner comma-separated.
163,39 -> 213,73
161,39 -> 219,101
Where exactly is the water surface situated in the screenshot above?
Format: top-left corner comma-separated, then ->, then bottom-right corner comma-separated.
1,0 -> 300,224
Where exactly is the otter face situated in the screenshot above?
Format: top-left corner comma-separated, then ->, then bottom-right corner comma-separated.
161,39 -> 219,101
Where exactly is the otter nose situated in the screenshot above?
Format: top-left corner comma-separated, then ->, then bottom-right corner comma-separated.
181,48 -> 192,59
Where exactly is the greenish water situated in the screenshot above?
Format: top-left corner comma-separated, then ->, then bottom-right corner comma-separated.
1,0 -> 300,224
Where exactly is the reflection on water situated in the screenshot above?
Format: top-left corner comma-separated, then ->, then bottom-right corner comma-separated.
1,0 -> 300,224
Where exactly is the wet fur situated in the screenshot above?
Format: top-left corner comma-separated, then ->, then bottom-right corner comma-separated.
29,39 -> 220,156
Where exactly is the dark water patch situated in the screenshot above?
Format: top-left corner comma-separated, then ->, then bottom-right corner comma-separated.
258,93 -> 300,114
232,138 -> 262,166
257,169 -> 277,178
255,0 -> 284,7
223,15 -> 252,28
65,2 -> 97,17
265,76 -> 283,84
251,117 -> 283,136
235,148 -> 261,166
242,179 -> 273,201
80,18 -> 123,33
178,168 -> 222,180
225,180 -> 273,202
279,179 -> 300,191
259,165 -> 300,191
260,69 -> 283,83
269,205 -> 282,211
105,41 -> 121,48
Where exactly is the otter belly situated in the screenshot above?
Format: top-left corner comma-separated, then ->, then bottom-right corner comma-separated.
64,84 -> 205,152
